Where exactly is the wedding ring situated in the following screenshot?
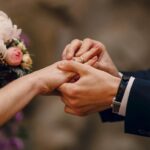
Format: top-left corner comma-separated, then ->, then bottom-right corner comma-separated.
72,56 -> 85,63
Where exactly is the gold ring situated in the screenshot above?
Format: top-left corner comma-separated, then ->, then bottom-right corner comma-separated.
72,56 -> 85,63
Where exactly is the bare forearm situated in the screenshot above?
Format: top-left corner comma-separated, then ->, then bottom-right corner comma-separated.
0,73 -> 40,125
0,66 -> 75,125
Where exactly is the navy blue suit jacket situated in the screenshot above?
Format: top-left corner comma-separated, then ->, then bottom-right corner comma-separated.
100,70 -> 150,137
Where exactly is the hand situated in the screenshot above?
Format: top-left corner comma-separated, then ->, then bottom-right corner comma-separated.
30,39 -> 104,95
62,38 -> 120,77
31,62 -> 73,95
31,50 -> 99,95
58,60 -> 121,116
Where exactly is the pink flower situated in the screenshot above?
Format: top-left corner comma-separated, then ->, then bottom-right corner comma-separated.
5,47 -> 23,66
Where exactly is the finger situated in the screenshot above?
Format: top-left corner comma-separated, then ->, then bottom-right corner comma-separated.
72,57 -> 83,63
75,39 -> 105,58
85,56 -> 98,66
61,96 -> 73,107
57,60 -> 90,75
72,45 -> 101,64
62,44 -> 70,60
76,38 -> 94,57
64,106 -> 86,116
72,105 -> 94,114
64,106 -> 78,115
93,40 -> 106,51
69,74 -> 80,83
58,82 -> 76,96
80,45 -> 101,62
66,39 -> 82,60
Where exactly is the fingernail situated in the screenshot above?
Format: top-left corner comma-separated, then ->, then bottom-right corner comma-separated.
66,54 -> 72,60
93,56 -> 98,60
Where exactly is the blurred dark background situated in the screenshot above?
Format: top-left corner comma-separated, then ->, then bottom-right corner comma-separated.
1,0 -> 150,149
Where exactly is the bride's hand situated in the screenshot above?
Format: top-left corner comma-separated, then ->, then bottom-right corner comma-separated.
30,62 -> 73,95
31,56 -> 98,95
31,59 -> 97,95
62,39 -> 101,64
62,38 -> 119,77
31,40 -> 102,95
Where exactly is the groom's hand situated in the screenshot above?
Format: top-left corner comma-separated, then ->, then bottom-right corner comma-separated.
31,62 -> 74,95
32,40 -> 103,95
62,39 -> 102,64
32,55 -> 100,96
62,38 -> 120,77
58,61 -> 121,116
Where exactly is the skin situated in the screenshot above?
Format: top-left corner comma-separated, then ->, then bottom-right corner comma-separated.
58,61 -> 121,116
0,46 -> 100,125
63,38 -> 120,77
60,38 -> 121,116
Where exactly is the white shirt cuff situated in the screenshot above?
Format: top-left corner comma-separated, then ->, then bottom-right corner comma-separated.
118,72 -> 123,77
118,77 -> 135,116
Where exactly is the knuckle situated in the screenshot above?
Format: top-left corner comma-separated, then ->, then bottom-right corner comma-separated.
69,100 -> 78,108
95,43 -> 101,48
64,88 -> 72,96
72,39 -> 80,44
67,87 -> 79,96
84,38 -> 92,42
64,44 -> 70,51
84,38 -> 93,45
98,43 -> 106,51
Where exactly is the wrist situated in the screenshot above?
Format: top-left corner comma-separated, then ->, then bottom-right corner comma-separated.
112,75 -> 130,113
26,72 -> 46,95
108,77 -> 121,106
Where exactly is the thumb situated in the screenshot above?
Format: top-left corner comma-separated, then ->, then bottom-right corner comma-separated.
58,82 -> 73,94
57,60 -> 89,75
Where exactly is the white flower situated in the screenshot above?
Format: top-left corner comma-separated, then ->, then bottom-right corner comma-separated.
17,42 -> 26,51
0,39 -> 7,58
0,11 -> 22,43
12,25 -> 22,40
21,53 -> 32,70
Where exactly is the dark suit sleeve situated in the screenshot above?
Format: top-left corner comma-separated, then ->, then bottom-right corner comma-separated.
125,78 -> 150,137
100,70 -> 150,123
122,70 -> 150,80
100,108 -> 124,122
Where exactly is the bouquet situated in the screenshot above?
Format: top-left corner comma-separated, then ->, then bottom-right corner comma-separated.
0,11 -> 32,150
